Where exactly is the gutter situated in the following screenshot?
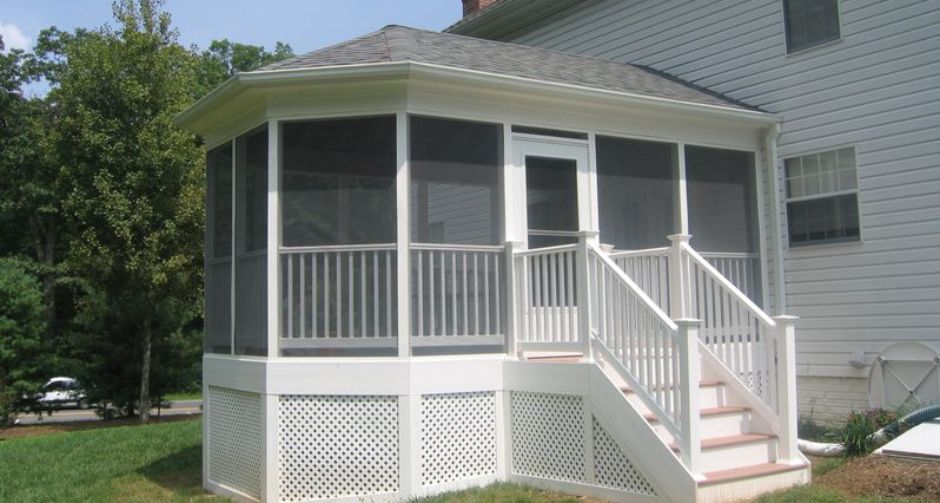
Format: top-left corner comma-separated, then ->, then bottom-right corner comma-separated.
176,60 -> 780,131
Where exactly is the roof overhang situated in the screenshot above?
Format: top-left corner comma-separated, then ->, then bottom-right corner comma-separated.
175,61 -> 779,137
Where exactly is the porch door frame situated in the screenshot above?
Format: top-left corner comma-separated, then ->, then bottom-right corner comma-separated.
507,134 -> 597,248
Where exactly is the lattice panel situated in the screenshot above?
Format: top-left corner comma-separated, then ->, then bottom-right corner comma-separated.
207,386 -> 264,501
420,392 -> 497,486
592,416 -> 656,496
278,395 -> 399,502
510,391 -> 584,482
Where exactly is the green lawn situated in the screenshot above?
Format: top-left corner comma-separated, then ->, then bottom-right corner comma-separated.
0,418 -> 214,502
0,418 -> 932,503
163,391 -> 202,402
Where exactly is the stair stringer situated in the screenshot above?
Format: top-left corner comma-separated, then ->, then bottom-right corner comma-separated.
503,360 -> 695,503
588,365 -> 697,503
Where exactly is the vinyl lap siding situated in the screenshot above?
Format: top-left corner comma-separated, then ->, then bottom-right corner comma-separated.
508,0 -> 940,378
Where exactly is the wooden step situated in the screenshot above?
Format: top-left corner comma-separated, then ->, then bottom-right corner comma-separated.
644,406 -> 749,423
620,380 -> 724,394
668,433 -> 776,452
699,462 -> 808,486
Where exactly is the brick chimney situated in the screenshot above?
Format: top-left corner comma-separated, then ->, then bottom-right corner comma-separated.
462,0 -> 499,17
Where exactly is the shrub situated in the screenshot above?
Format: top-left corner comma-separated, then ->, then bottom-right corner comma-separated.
838,408 -> 897,457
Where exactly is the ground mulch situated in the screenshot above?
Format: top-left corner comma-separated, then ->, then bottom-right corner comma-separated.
0,413 -> 200,440
817,455 -> 940,502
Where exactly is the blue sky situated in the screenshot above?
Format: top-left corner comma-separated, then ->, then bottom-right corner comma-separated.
1,0 -> 463,94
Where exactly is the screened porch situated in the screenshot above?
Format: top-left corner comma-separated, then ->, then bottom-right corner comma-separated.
204,113 -> 765,358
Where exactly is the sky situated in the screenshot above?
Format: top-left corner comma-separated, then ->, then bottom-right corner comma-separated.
1,0 -> 464,95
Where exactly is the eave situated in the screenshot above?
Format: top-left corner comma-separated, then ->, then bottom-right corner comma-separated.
175,61 -> 780,138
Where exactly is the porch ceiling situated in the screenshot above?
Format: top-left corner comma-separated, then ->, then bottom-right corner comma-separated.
176,26 -> 776,135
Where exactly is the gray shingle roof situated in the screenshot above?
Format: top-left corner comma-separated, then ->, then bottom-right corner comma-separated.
256,26 -> 757,111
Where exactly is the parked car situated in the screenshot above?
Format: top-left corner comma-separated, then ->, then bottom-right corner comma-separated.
36,377 -> 90,409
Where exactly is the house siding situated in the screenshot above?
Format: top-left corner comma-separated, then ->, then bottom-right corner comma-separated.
498,0 -> 940,385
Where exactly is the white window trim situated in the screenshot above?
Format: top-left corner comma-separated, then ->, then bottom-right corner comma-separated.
783,146 -> 862,247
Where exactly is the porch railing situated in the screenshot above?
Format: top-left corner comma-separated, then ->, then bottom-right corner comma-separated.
411,243 -> 505,347
280,244 -> 398,349
699,251 -> 762,304
515,244 -> 581,349
670,237 -> 778,409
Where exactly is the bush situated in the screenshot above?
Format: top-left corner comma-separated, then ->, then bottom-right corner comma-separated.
0,259 -> 46,426
838,408 -> 897,457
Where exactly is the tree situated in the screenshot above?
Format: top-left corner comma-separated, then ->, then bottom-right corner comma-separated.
53,0 -> 204,422
0,259 -> 46,426
195,38 -> 293,96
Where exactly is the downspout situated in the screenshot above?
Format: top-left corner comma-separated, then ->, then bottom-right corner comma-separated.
763,124 -> 787,314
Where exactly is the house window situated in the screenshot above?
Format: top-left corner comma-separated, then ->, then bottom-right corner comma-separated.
785,147 -> 860,246
784,0 -> 841,53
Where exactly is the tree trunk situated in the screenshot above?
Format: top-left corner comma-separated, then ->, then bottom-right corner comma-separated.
139,319 -> 152,423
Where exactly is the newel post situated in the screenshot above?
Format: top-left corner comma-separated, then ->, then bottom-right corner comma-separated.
676,318 -> 701,474
577,230 -> 599,361
667,234 -> 691,319
774,315 -> 800,464
504,241 -> 525,359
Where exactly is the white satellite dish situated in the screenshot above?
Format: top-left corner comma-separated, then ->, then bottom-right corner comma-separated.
869,342 -> 940,410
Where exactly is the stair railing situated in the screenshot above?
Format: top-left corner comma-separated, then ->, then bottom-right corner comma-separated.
587,241 -> 702,471
668,234 -> 799,464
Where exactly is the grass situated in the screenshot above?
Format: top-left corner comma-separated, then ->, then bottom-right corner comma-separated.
0,420 -> 934,503
163,391 -> 202,402
415,483 -> 588,503
0,417 -> 215,502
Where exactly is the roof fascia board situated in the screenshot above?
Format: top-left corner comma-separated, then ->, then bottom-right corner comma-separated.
176,60 -> 778,133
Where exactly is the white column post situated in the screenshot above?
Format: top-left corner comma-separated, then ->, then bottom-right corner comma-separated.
264,121 -> 281,502
667,234 -> 691,319
577,230 -> 598,361
266,121 -> 280,358
676,142 -> 689,235
504,241 -> 524,359
396,112 -> 411,357
774,314 -> 799,464
676,318 -> 701,475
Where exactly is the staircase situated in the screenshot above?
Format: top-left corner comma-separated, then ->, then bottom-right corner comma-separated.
514,233 -> 810,502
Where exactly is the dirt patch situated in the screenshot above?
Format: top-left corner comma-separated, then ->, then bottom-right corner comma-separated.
0,414 -> 200,440
817,455 -> 940,501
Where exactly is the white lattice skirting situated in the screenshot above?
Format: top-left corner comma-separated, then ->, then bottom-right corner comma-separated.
207,386 -> 265,501
278,395 -> 400,502
205,388 -> 663,502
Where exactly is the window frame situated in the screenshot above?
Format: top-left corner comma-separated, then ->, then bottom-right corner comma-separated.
782,0 -> 843,55
784,146 -> 862,248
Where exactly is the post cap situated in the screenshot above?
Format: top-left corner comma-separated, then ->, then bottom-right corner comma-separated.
674,318 -> 702,326
667,234 -> 692,243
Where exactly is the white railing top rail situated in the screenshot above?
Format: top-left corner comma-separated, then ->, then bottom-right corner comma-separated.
589,243 -> 678,332
515,243 -> 579,257
280,243 -> 397,253
698,251 -> 760,259
607,246 -> 670,258
410,242 -> 504,252
681,242 -> 776,330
